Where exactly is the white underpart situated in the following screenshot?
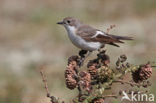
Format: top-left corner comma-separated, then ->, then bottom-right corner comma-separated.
91,31 -> 107,38
64,25 -> 102,51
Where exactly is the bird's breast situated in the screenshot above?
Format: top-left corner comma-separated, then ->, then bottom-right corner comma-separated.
65,25 -> 102,51
67,30 -> 101,51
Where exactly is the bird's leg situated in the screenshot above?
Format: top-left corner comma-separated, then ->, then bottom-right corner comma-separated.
85,51 -> 92,58
78,50 -> 89,67
79,50 -> 88,58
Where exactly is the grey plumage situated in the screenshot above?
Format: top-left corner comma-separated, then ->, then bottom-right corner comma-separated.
57,17 -> 133,50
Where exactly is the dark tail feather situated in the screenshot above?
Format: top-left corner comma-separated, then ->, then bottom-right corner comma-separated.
107,34 -> 133,47
108,42 -> 120,47
109,34 -> 133,40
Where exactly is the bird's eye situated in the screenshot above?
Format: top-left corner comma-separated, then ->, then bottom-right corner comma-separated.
67,20 -> 70,24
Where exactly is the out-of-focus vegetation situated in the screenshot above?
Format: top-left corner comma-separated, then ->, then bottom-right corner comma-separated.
0,0 -> 156,103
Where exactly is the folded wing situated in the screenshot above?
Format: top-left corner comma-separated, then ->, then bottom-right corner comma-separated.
76,25 -> 133,47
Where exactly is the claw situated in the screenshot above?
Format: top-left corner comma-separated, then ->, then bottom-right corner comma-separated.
78,58 -> 85,67
78,50 -> 92,67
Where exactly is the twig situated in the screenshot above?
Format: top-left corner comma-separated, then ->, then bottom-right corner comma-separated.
40,69 -> 50,97
103,94 -> 118,99
40,66 -> 59,103
114,80 -> 140,87
106,24 -> 116,34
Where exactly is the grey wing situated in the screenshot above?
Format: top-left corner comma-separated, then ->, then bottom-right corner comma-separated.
76,25 -> 97,38
76,25 -> 123,44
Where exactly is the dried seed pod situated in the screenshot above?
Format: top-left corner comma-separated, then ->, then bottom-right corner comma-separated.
116,54 -> 129,70
68,55 -> 79,66
87,59 -> 99,68
88,65 -> 98,79
87,59 -> 99,79
101,54 -> 110,66
116,58 -> 121,67
79,71 -> 91,92
65,55 -> 80,90
97,66 -> 113,83
132,68 -> 141,83
97,50 -> 110,66
132,64 -> 152,83
139,64 -> 152,80
65,67 -> 76,78
126,62 -> 130,68
120,55 -> 127,63
66,75 -> 77,89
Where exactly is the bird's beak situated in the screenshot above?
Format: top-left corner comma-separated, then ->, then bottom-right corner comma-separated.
57,21 -> 64,25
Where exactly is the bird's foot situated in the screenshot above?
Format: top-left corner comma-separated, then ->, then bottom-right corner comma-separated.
79,50 -> 88,58
78,50 -> 92,67
78,57 -> 85,67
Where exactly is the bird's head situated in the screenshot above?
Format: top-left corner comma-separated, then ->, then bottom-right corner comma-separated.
57,17 -> 82,31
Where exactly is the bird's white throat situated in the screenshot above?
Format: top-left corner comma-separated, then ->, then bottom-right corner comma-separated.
64,25 -> 76,34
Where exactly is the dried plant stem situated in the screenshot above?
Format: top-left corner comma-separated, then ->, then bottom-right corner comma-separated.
103,94 -> 118,99
40,67 -> 59,103
39,49 -> 153,103
114,80 -> 140,86
106,24 -> 116,34
40,70 -> 50,97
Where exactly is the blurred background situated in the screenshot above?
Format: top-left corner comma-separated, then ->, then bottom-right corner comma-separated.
0,0 -> 156,103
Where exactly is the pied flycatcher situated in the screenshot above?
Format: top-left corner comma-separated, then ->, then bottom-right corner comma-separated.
57,17 -> 133,51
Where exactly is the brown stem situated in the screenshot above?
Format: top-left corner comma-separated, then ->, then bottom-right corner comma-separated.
103,94 -> 118,99
40,66 -> 59,103
40,70 -> 50,97
106,24 -> 116,34
151,65 -> 156,67
114,80 -> 140,87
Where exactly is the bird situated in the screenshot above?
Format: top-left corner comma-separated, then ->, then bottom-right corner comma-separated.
57,17 -> 133,52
